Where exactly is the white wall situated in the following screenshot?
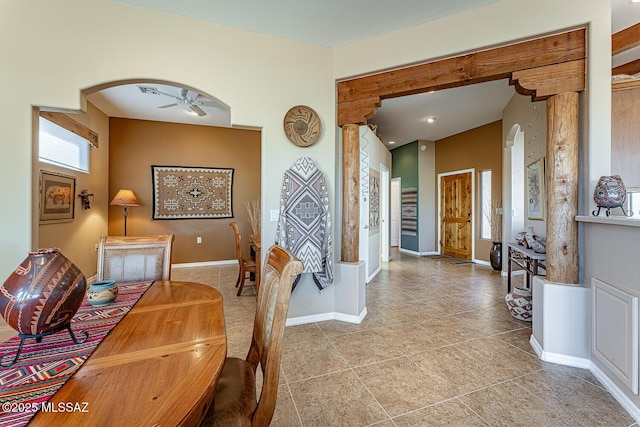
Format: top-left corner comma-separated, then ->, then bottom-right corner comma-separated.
359,126 -> 391,281
502,94 -> 548,240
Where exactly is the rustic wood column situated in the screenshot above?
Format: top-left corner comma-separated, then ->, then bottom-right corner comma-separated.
546,92 -> 579,284
341,124 -> 359,262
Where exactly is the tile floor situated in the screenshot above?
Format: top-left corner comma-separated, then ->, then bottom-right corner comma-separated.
171,250 -> 636,427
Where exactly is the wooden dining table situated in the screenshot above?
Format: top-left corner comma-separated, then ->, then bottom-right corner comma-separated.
29,280 -> 227,426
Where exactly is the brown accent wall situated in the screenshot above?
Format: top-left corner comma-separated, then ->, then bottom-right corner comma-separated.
435,120 -> 502,262
109,119 -> 260,264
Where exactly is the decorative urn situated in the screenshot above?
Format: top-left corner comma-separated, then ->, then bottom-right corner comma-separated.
0,248 -> 87,336
592,175 -> 631,217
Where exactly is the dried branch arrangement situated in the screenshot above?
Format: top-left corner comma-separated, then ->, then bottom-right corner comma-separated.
244,199 -> 261,235
491,200 -> 503,243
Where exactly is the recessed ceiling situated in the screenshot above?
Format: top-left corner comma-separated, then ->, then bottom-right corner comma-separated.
369,79 -> 516,145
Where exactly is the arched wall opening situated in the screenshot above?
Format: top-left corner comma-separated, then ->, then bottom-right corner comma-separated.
33,79 -> 261,276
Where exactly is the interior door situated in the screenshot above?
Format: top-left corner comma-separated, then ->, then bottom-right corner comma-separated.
440,172 -> 472,260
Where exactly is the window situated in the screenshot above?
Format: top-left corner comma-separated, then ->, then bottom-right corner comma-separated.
39,117 -> 90,173
480,170 -> 492,240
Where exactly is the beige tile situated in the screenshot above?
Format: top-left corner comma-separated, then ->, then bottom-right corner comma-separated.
418,314 -> 487,344
459,381 -> 577,426
284,322 -> 327,345
373,323 -> 449,356
270,384 -> 302,427
454,336 -> 543,382
281,336 -> 349,382
494,328 -> 535,355
355,357 -> 453,417
289,370 -> 389,427
513,366 -> 635,426
411,345 -> 503,395
452,305 -> 527,334
329,329 -> 405,367
393,398 -> 488,426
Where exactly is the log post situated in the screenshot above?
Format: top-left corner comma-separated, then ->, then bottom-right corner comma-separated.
546,92 -> 579,284
341,124 -> 359,263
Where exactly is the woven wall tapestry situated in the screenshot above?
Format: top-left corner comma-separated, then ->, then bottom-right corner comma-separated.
401,187 -> 417,236
152,165 -> 233,220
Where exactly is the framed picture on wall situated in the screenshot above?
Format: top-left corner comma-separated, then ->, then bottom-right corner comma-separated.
526,158 -> 545,220
39,170 -> 76,223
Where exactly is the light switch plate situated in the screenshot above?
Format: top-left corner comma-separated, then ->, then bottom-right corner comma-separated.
270,209 -> 279,221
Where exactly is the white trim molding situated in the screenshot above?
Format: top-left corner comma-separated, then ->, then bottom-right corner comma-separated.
171,259 -> 237,269
286,307 -> 368,327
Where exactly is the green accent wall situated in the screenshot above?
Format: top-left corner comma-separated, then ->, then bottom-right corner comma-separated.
391,141 -> 419,252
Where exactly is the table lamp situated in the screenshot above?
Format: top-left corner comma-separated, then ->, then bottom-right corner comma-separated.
110,189 -> 140,236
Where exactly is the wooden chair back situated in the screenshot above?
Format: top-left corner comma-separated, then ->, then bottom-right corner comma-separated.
247,245 -> 302,425
97,235 -> 174,282
230,221 -> 244,264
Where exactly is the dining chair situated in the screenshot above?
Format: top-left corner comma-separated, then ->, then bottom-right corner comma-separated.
201,245 -> 303,427
230,221 -> 257,296
96,234 -> 174,282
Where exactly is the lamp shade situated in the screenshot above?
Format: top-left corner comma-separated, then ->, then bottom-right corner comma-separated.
110,189 -> 140,207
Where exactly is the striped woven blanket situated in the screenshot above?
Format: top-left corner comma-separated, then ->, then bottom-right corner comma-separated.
0,281 -> 153,427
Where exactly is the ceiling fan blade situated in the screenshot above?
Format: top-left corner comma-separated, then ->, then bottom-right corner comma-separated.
158,103 -> 179,108
196,100 -> 222,109
190,105 -> 207,117
153,90 -> 182,101
186,90 -> 200,101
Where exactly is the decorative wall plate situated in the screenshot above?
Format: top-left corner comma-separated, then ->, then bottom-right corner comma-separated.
283,105 -> 321,147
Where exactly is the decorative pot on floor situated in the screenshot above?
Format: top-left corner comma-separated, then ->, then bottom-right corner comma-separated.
490,242 -> 502,271
505,286 -> 532,322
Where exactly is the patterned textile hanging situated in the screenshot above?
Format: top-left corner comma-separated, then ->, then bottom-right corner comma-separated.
276,157 -> 333,290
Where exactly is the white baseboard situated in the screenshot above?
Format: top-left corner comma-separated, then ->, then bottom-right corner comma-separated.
399,248 -> 438,256
590,363 -> 640,424
530,335 -> 591,369
367,266 -> 381,283
171,259 -> 237,269
286,307 -> 368,327
473,259 -> 491,267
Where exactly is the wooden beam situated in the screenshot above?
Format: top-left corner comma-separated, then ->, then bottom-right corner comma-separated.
337,28 -> 585,107
510,60 -> 585,101
613,58 -> 640,76
337,97 -> 381,126
341,124 -> 360,263
612,22 -> 640,56
545,92 -> 579,284
39,110 -> 99,147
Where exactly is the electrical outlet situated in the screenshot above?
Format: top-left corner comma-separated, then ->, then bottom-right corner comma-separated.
270,209 -> 279,222
196,237 -> 202,244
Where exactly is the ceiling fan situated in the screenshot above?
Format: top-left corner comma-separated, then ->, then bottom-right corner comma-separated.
138,86 -> 220,117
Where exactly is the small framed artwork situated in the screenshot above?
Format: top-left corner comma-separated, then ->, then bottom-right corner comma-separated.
40,170 -> 76,223
526,158 -> 545,220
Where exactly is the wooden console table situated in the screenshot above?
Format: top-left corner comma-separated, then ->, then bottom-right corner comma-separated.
507,242 -> 546,292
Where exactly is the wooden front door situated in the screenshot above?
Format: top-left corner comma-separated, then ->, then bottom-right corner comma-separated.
440,172 -> 472,260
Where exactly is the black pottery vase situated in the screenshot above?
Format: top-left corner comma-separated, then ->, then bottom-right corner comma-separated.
490,242 -> 502,271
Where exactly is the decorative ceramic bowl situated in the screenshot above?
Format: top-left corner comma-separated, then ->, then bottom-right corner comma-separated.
0,248 -> 87,336
86,280 -> 118,306
505,287 -> 532,322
